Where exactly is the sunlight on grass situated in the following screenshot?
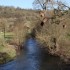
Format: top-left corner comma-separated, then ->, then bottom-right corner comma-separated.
0,32 -> 16,63
0,32 -> 14,38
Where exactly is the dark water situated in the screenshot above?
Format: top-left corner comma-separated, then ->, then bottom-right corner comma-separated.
0,38 -> 70,70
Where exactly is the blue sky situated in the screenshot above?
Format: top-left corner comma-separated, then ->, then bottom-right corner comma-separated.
0,0 -> 70,9
0,0 -> 34,9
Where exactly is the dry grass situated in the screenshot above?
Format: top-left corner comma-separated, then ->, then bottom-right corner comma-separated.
35,10 -> 70,61
0,6 -> 40,64
0,6 -> 70,63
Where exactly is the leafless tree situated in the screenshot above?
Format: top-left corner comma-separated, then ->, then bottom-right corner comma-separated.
33,0 -> 70,18
33,0 -> 70,10
57,0 -> 70,11
33,0 -> 56,10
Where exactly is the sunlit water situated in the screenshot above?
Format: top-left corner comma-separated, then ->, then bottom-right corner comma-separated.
0,38 -> 70,70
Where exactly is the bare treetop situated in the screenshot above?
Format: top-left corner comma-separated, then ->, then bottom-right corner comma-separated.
33,0 -> 56,10
33,0 -> 70,10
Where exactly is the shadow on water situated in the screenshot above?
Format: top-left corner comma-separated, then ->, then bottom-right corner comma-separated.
0,37 -> 70,70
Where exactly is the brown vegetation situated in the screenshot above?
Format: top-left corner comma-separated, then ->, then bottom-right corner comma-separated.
35,10 -> 70,63
0,6 -> 70,64
0,6 -> 40,64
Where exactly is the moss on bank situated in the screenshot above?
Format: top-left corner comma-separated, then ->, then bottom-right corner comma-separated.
0,31 -> 16,64
0,44 -> 16,64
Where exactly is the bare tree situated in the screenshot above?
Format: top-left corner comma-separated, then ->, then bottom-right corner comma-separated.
33,0 -> 56,10
33,0 -> 70,10
57,0 -> 70,10
33,0 -> 70,18
33,0 -> 58,19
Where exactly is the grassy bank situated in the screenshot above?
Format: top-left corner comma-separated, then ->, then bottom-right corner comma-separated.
35,10 -> 70,63
0,6 -> 40,64
0,32 -> 16,64
0,6 -> 70,64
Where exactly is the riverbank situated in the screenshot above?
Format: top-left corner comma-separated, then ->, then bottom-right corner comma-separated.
0,6 -> 70,64
0,6 -> 40,64
0,44 -> 16,64
35,10 -> 70,63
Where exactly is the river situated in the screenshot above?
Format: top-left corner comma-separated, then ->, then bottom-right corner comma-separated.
0,38 -> 70,70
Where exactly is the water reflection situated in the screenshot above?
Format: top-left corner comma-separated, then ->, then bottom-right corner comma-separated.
0,60 -> 16,70
16,38 -> 41,70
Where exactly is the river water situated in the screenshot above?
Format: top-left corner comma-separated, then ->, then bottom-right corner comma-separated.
0,38 -> 70,70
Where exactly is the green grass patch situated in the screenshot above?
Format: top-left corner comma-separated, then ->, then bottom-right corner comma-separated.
0,32 -> 14,37
0,32 -> 14,42
0,44 -> 16,64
